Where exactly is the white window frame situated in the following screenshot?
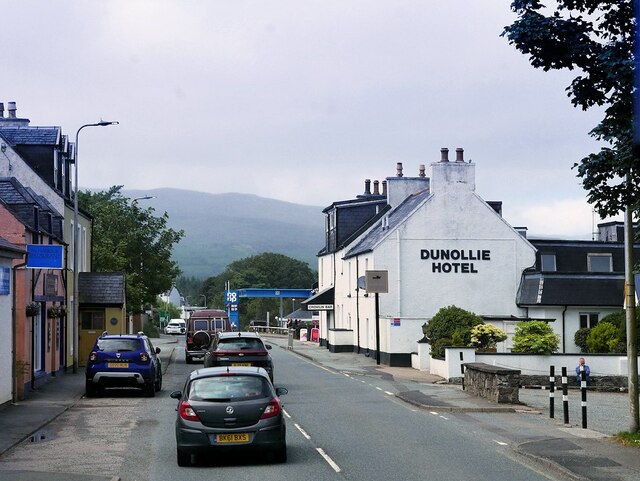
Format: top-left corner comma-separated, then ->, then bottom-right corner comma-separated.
587,253 -> 612,272
540,253 -> 556,272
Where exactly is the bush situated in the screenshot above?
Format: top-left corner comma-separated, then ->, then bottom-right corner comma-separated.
600,310 -> 640,351
586,321 -> 619,353
143,321 -> 160,338
451,329 -> 465,346
574,327 -> 591,352
424,305 -> 484,354
469,324 -> 507,350
431,337 -> 452,359
512,320 -> 559,354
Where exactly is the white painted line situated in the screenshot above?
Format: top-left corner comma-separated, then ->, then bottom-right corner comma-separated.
294,423 -> 311,440
343,373 -> 351,378
361,380 -> 366,383
494,440 -> 508,446
430,411 -> 439,416
283,409 -> 291,419
384,391 -> 394,396
317,448 -> 341,473
439,415 -> 449,420
375,386 -> 383,391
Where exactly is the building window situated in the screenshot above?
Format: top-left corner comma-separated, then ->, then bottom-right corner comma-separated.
540,253 -> 556,272
81,310 -> 105,330
587,253 -> 612,272
579,313 -> 599,329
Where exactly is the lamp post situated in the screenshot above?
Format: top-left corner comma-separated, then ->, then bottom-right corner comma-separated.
72,121 -> 118,374
201,294 -> 207,308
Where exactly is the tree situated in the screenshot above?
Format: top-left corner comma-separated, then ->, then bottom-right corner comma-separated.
200,252 -> 316,328
503,1 -> 637,217
586,321 -> 620,352
424,305 -> 484,357
78,186 -> 185,313
512,320 -> 560,354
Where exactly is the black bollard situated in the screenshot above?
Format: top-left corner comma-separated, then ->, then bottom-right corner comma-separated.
580,366 -> 588,428
549,365 -> 555,419
460,351 -> 465,390
562,367 -> 569,425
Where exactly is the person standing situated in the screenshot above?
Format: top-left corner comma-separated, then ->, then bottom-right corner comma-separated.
575,357 -> 590,385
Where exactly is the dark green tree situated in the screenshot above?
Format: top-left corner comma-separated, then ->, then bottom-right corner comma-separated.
78,186 -> 184,313
424,305 -> 484,357
200,252 -> 316,328
502,1 -> 638,217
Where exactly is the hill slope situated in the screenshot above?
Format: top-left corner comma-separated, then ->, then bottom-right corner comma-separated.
124,188 -> 324,278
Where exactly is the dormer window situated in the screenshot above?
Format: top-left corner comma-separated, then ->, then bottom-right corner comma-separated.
587,253 -> 612,272
540,253 -> 556,272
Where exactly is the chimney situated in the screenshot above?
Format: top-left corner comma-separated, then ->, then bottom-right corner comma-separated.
373,180 -> 380,195
7,102 -> 17,119
382,180 -> 387,196
419,164 -> 426,177
396,162 -> 403,177
440,148 -> 449,162
364,179 -> 371,195
0,102 -> 4,118
455,148 -> 464,162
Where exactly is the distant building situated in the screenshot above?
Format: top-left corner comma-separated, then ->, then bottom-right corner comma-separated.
159,285 -> 184,308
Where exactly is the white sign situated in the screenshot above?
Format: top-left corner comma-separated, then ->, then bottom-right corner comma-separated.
308,304 -> 333,311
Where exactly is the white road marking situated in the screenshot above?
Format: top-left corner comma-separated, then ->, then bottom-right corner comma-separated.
317,448 -> 341,473
294,423 -> 311,440
343,373 -> 351,378
439,415 -> 449,420
384,391 -> 394,396
494,440 -> 509,446
430,411 -> 439,415
375,387 -> 383,391
282,409 -> 291,419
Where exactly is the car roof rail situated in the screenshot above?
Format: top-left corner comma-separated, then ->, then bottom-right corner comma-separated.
100,331 -> 109,337
137,331 -> 145,337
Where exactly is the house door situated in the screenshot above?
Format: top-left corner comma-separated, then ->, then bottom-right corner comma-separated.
79,309 -> 105,367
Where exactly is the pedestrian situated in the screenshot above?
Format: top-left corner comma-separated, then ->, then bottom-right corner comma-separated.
575,357 -> 590,385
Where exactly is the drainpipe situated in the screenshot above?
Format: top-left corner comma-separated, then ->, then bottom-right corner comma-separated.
356,257 -> 360,353
12,260 -> 28,403
396,230 -> 401,316
562,306 -> 568,353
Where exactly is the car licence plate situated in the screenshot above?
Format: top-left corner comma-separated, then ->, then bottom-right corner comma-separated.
213,433 -> 250,444
107,362 -> 128,368
231,362 -> 252,366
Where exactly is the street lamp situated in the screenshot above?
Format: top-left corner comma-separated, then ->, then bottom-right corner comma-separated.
201,294 -> 207,308
132,195 -> 156,202
72,120 -> 118,374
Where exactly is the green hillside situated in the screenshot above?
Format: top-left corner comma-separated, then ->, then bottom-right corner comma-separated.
124,189 -> 324,278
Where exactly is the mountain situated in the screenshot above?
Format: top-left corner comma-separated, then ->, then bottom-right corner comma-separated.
123,188 -> 325,279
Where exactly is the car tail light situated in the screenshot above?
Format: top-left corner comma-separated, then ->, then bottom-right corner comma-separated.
187,337 -> 193,344
179,401 -> 200,421
261,397 -> 281,419
89,351 -> 98,362
140,352 -> 149,362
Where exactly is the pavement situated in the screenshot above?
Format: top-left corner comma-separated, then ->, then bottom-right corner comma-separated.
0,334 -> 639,481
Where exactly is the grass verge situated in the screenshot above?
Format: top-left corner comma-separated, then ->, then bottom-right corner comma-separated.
613,431 -> 640,448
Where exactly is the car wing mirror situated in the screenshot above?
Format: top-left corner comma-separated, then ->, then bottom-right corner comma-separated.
170,390 -> 182,399
265,344 -> 272,350
275,387 -> 288,396
155,347 -> 161,354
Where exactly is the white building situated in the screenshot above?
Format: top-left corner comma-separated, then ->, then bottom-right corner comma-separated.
305,148 -> 638,366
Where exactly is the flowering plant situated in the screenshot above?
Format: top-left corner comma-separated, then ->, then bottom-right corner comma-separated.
26,302 -> 40,317
469,323 -> 507,350
47,305 -> 67,318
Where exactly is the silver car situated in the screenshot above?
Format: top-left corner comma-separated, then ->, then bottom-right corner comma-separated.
170,366 -> 288,466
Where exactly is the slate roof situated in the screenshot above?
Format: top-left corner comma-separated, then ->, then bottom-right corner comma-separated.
78,272 -> 126,306
345,189 -> 431,259
0,127 -> 60,145
517,272 -> 624,307
0,235 -> 25,255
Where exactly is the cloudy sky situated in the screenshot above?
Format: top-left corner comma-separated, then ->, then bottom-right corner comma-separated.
1,1 -> 619,237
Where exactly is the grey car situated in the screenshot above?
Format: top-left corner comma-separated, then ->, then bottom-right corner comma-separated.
170,366 -> 288,466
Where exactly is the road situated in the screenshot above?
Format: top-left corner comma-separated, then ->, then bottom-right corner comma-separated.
0,335 -> 569,481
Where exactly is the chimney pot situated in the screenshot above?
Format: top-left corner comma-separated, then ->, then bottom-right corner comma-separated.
396,162 -> 403,177
0,102 -> 4,118
456,148 -> 464,162
440,148 -> 449,162
373,180 -> 380,195
7,102 -> 16,118
419,164 -> 426,177
382,180 -> 387,196
364,179 -> 371,195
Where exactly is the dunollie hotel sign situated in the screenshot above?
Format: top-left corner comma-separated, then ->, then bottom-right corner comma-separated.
420,248 -> 491,273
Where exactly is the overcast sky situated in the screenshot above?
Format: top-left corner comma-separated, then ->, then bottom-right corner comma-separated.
1,1 -> 620,238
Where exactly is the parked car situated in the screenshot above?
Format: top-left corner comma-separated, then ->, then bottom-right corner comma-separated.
170,366 -> 288,466
85,332 -> 162,397
185,309 -> 230,364
165,319 -> 186,335
203,331 -> 274,381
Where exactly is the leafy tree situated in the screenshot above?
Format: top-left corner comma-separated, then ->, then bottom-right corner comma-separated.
512,320 -> 560,354
503,1 -> 637,217
574,327 -> 591,352
424,305 -> 484,357
175,276 -> 204,306
78,186 -> 184,313
200,252 -> 316,328
600,310 -> 640,350
586,321 -> 620,352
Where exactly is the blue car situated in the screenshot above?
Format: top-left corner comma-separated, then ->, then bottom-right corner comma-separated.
85,332 -> 162,397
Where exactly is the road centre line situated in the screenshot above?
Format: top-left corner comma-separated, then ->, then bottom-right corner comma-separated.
430,411 -> 439,415
494,440 -> 509,446
375,387 -> 383,391
317,447 -> 342,473
294,423 -> 311,440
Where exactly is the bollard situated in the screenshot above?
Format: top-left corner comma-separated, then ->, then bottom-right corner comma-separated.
562,367 -> 569,425
460,351 -> 465,390
287,329 -> 293,350
549,366 -> 556,419
580,366 -> 588,428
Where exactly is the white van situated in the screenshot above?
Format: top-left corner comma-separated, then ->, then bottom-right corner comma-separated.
164,319 -> 186,335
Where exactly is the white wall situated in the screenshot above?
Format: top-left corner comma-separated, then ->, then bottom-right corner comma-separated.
0,258 -> 13,405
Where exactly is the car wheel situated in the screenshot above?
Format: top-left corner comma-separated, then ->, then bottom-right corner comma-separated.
145,381 -> 156,397
85,380 -> 99,397
273,443 -> 287,463
185,354 -> 192,364
154,369 -> 162,392
177,448 -> 191,467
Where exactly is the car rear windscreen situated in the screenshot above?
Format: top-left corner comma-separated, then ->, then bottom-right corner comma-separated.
96,339 -> 141,352
188,375 -> 270,401
218,338 -> 264,351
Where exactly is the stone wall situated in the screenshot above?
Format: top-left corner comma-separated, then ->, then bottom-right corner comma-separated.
520,375 -> 633,392
464,362 -> 520,404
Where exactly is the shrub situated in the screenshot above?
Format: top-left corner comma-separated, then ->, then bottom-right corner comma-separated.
586,321 -> 619,353
451,329 -> 465,346
469,324 -> 507,350
143,321 -> 160,338
424,305 -> 484,354
600,310 -> 640,350
512,320 -> 559,354
431,337 -> 452,359
574,327 -> 591,352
